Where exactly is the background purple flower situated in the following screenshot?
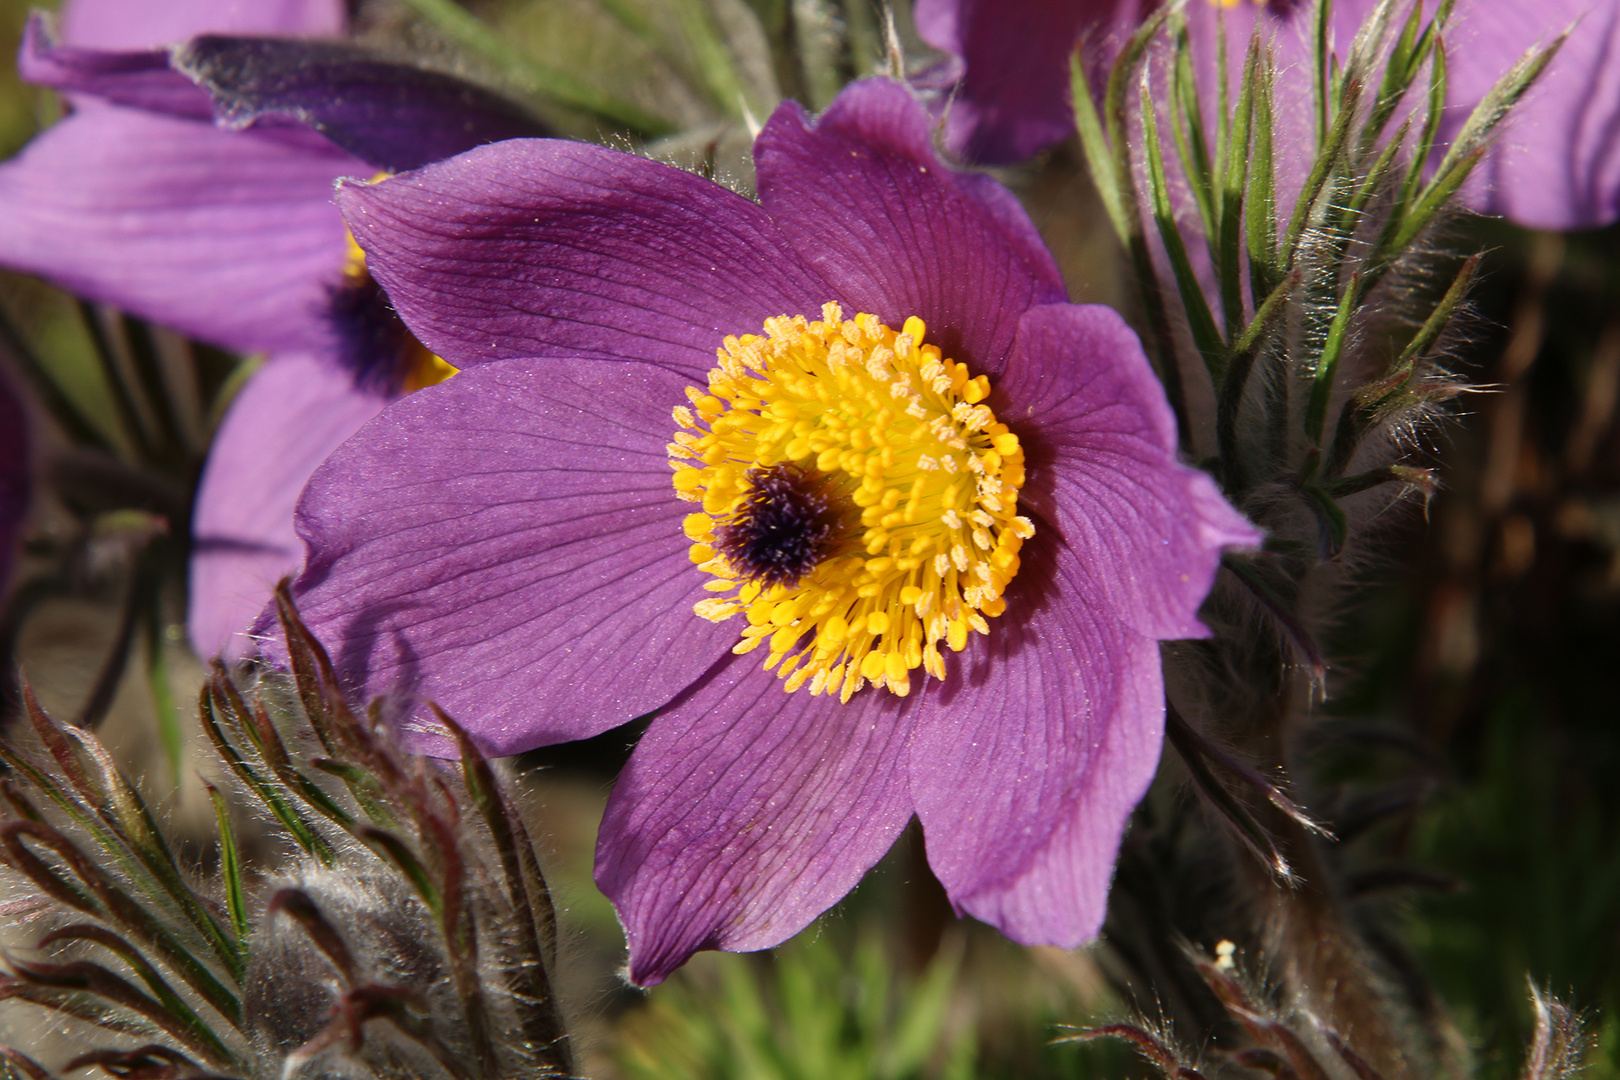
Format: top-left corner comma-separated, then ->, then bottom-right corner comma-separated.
914,0 -> 1152,166
918,0 -> 1620,231
282,78 -> 1258,983
0,0 -> 549,659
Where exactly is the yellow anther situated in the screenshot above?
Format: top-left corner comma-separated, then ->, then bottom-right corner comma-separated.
683,514 -> 713,540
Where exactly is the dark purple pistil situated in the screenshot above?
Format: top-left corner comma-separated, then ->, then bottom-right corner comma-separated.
715,464 -> 849,589
324,269 -> 416,396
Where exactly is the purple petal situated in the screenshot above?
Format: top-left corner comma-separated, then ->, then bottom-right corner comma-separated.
753,79 -> 1067,375
915,0 -> 1149,165
595,655 -> 917,985
908,533 -> 1165,946
0,369 -> 30,594
1443,0 -> 1620,230
19,15 -> 214,119
60,0 -> 344,49
999,304 -> 1259,640
337,141 -> 833,374
0,105 -> 356,356
284,357 -> 737,755
174,36 -> 555,173
189,352 -> 385,661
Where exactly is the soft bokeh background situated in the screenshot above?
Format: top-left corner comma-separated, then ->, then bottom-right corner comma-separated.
1,1 -> 1617,1077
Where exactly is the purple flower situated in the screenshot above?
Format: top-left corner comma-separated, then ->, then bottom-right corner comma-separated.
917,0 -> 1620,230
915,0 -> 1153,166
0,0 -> 548,658
280,78 -> 1259,983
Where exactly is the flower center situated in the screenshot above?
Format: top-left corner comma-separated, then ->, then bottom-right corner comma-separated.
327,233 -> 458,396
669,304 -> 1033,701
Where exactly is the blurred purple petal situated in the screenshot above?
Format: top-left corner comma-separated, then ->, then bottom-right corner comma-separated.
0,104 -> 356,356
1443,0 -> 1620,229
337,140 -> 831,373
754,79 -> 1066,373
286,357 -> 739,755
915,0 -> 1149,165
189,353 -> 386,661
60,0 -> 344,49
19,15 -> 214,119
596,655 -> 917,986
174,36 -> 554,173
908,534 -> 1165,946
1004,304 -> 1259,639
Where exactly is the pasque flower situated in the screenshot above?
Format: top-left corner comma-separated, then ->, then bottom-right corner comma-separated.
0,0 -> 547,657
280,77 -> 1259,984
917,0 -> 1620,230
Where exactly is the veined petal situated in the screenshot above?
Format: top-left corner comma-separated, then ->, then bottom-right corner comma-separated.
754,79 -> 1066,375
284,357 -> 738,755
189,352 -> 386,661
596,655 -> 917,986
0,105 -> 355,356
336,140 -> 832,377
60,0 -> 344,49
1000,304 -> 1259,640
908,532 -> 1164,946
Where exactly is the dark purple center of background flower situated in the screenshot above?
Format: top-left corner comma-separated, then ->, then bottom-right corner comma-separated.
325,270 -> 417,396
715,464 -> 849,589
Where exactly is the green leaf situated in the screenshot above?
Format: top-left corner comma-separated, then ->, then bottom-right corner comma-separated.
1069,51 -> 1128,243
61,726 -> 244,981
1305,271 -> 1360,446
1281,72 -> 1361,270
197,681 -> 333,865
1218,33 -> 1260,336
1302,483 -> 1350,555
1245,44 -> 1278,305
38,926 -> 240,1069
204,783 -> 249,950
1140,68 -> 1226,381
881,938 -> 962,1078
393,0 -> 673,133
356,826 -> 443,922
1169,18 -> 1217,244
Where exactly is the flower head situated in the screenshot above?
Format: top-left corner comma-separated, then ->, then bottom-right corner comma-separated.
918,0 -> 1620,230
0,0 -> 549,658
283,78 -> 1258,984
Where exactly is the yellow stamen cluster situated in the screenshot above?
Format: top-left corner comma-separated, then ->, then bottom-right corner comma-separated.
669,303 -> 1034,701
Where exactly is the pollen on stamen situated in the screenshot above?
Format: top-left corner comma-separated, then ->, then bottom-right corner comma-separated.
670,305 -> 1031,701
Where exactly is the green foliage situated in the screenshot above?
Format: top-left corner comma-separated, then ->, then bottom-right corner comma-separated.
617,932 -> 973,1080
0,591 -> 572,1080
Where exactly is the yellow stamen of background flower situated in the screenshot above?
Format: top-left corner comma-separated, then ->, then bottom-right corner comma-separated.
340,231 -> 458,393
669,303 -> 1034,701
